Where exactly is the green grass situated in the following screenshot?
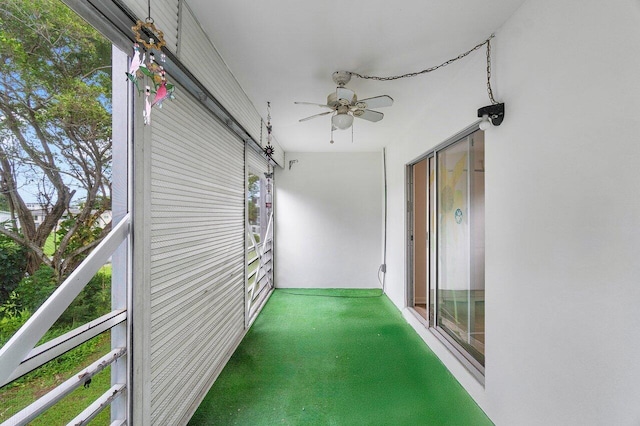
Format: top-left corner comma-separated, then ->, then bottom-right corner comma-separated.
0,264 -> 115,424
0,332 -> 112,424
189,289 -> 493,425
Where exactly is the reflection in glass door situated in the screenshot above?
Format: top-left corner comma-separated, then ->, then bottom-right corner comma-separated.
437,133 -> 484,367
409,128 -> 485,372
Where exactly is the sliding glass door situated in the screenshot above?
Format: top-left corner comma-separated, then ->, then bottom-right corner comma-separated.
409,128 -> 485,374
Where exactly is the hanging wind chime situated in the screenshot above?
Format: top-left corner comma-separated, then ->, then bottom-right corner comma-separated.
125,0 -> 175,125
263,102 -> 275,213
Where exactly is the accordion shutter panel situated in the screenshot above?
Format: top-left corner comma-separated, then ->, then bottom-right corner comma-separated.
179,3 -> 285,167
147,82 -> 245,425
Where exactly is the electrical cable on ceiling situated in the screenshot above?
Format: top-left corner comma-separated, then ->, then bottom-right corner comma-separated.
348,34 -> 498,105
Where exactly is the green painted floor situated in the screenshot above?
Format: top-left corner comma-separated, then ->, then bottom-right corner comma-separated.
189,289 -> 492,425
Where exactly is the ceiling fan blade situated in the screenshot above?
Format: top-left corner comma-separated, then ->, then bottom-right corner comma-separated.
295,101 -> 332,108
336,87 -> 356,105
299,110 -> 333,122
356,95 -> 394,109
354,109 -> 384,122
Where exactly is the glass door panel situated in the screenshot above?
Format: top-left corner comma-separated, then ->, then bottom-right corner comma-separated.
408,128 -> 485,371
469,132 -> 485,359
437,137 -> 484,365
428,156 -> 436,325
411,158 -> 428,320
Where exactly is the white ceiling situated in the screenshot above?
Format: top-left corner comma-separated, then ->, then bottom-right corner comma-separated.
185,0 -> 525,153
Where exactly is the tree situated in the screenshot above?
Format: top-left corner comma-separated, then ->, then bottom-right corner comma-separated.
0,193 -> 8,211
0,234 -> 27,303
0,0 -> 112,282
247,174 -> 260,224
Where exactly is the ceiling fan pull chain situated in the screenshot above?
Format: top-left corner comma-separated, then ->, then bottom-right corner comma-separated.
351,121 -> 354,143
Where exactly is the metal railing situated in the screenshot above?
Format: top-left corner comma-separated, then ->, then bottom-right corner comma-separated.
246,213 -> 274,325
0,213 -> 130,425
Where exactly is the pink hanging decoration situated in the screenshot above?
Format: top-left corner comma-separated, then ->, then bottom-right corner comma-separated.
152,76 -> 169,108
129,16 -> 175,125
128,44 -> 142,74
125,43 -> 145,92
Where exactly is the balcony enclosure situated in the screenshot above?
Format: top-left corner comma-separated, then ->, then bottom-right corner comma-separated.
1,0 -> 640,425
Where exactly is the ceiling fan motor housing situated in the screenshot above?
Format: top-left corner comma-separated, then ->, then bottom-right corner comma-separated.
332,70 -> 352,86
295,72 -> 392,130
327,91 -> 356,108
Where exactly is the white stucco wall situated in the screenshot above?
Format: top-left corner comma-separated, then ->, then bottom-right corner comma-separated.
385,0 -> 640,424
274,152 -> 383,288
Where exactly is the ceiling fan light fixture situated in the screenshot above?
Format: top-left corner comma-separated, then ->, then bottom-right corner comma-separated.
332,112 -> 354,130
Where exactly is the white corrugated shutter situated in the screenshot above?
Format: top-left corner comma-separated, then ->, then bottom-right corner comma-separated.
148,82 -> 245,425
179,3 -> 285,168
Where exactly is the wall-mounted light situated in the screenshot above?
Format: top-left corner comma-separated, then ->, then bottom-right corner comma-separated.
477,103 -> 505,129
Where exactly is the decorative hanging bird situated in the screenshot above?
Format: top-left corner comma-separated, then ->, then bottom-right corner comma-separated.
128,43 -> 142,74
152,78 -> 169,108
126,43 -> 144,93
129,18 -> 175,125
143,86 -> 152,125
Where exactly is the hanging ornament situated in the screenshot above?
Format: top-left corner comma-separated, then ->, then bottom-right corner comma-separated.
264,102 -> 274,211
264,145 -> 275,157
143,86 -> 152,125
131,18 -> 166,51
264,102 -> 275,159
152,71 -> 170,107
126,1 -> 175,125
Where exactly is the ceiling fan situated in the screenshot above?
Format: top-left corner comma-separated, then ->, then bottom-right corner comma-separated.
295,71 -> 393,130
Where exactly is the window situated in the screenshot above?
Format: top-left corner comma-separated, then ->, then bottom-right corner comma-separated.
408,127 -> 485,377
246,167 -> 274,324
247,171 -> 265,241
0,0 -> 131,421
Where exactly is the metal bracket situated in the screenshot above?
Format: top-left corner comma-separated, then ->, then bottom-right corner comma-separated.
477,103 -> 505,126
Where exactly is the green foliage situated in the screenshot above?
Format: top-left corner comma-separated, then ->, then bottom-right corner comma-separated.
43,233 -> 57,257
0,0 -> 113,278
0,264 -> 111,335
0,193 -> 9,211
0,306 -> 30,344
0,0 -> 112,152
248,174 -> 260,197
0,235 -> 28,304
248,174 -> 260,224
0,291 -> 22,318
56,215 -> 104,267
55,266 -> 111,326
11,264 -> 57,315
0,267 -> 112,423
0,332 -> 112,425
